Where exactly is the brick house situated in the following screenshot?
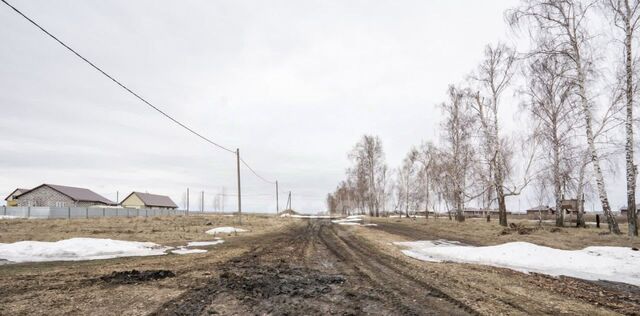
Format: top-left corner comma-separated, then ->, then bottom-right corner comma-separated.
120,192 -> 178,210
14,184 -> 116,207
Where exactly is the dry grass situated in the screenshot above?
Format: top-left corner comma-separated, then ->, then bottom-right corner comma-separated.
0,213 -> 284,245
0,214 -> 297,316
370,216 -> 640,249
351,225 -> 629,315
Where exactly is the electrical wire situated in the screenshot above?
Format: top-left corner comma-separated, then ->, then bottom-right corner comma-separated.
2,0 -> 280,185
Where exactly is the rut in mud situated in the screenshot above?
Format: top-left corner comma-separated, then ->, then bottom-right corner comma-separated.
152,220 -> 475,316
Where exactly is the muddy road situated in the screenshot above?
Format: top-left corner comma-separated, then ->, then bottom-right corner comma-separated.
153,219 -> 475,316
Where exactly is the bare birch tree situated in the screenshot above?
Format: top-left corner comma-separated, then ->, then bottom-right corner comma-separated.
508,0 -> 622,234
441,85 -> 477,222
603,0 -> 640,235
469,43 -> 517,227
522,50 -> 580,227
348,135 -> 388,217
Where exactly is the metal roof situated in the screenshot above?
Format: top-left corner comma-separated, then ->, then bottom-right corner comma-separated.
16,184 -> 116,205
4,188 -> 29,201
125,192 -> 178,208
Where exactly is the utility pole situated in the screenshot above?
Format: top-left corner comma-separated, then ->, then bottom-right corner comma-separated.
276,180 -> 279,214
201,191 -> 204,213
187,188 -> 190,212
236,148 -> 242,224
116,191 -> 119,204
286,191 -> 292,210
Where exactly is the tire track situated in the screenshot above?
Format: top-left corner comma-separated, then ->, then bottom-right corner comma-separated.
319,223 -> 477,316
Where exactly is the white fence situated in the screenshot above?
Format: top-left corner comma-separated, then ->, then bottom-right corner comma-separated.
1,206 -> 188,219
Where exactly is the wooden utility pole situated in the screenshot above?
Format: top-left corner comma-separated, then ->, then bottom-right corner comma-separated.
286,191 -> 292,210
187,188 -> 190,212
201,191 -> 204,213
236,148 -> 242,224
276,180 -> 279,214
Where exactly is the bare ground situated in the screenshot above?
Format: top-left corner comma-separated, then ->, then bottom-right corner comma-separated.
1,215 -> 639,315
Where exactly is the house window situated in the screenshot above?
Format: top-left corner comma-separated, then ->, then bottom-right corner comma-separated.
55,201 -> 66,207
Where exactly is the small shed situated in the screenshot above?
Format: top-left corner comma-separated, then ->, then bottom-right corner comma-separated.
620,203 -> 640,216
526,205 -> 554,215
4,188 -> 29,207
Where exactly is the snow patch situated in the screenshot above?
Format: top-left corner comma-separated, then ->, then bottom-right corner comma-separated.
0,215 -> 19,219
290,215 -> 332,218
171,247 -> 207,255
395,240 -> 640,286
332,218 -> 362,224
205,227 -> 248,234
187,240 -> 225,247
0,238 -> 170,263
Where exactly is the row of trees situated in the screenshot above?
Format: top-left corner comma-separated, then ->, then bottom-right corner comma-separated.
328,0 -> 640,236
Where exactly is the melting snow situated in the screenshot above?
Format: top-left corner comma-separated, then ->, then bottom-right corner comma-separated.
395,240 -> 640,286
0,238 -> 170,263
187,240 -> 225,247
171,247 -> 207,255
205,227 -> 248,234
331,217 -> 377,227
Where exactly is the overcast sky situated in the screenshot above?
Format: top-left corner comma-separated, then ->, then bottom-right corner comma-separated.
2,0 -> 625,213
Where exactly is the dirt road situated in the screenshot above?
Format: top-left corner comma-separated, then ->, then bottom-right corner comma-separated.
153,219 -> 475,316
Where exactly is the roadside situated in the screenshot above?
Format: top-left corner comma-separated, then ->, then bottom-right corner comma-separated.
354,217 -> 640,315
0,214 -> 289,315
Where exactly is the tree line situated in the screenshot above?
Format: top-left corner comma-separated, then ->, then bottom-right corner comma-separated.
327,0 -> 640,236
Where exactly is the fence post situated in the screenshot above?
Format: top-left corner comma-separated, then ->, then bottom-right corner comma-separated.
103,208 -> 106,217
86,207 -> 89,219
68,207 -> 71,219
3,206 -> 6,216
27,206 -> 31,218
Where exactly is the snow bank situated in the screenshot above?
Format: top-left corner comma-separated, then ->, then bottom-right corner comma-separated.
395,240 -> 640,286
331,217 -> 377,227
0,238 -> 170,263
290,215 -> 332,218
332,218 -> 362,224
171,247 -> 207,255
0,215 -> 19,219
205,227 -> 248,234
187,240 -> 224,247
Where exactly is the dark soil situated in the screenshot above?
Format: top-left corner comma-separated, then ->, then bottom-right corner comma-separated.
100,269 -> 175,284
152,220 -> 475,316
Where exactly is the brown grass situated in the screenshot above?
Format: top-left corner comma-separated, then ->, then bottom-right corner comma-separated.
370,216 -> 640,249
0,214 -> 285,245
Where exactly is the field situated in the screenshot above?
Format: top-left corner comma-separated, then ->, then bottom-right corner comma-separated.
1,214 -> 639,315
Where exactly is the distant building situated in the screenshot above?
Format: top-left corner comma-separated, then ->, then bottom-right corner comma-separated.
620,204 -> 640,217
463,207 -> 483,217
14,184 -> 116,207
526,205 -> 554,216
4,188 -> 29,207
120,192 -> 178,210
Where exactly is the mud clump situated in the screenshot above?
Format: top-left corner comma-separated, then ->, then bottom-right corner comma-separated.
218,263 -> 345,300
100,269 -> 175,284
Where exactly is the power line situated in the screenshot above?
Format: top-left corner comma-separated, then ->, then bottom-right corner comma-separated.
240,158 -> 276,184
2,0 -> 236,154
1,0 -> 280,186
